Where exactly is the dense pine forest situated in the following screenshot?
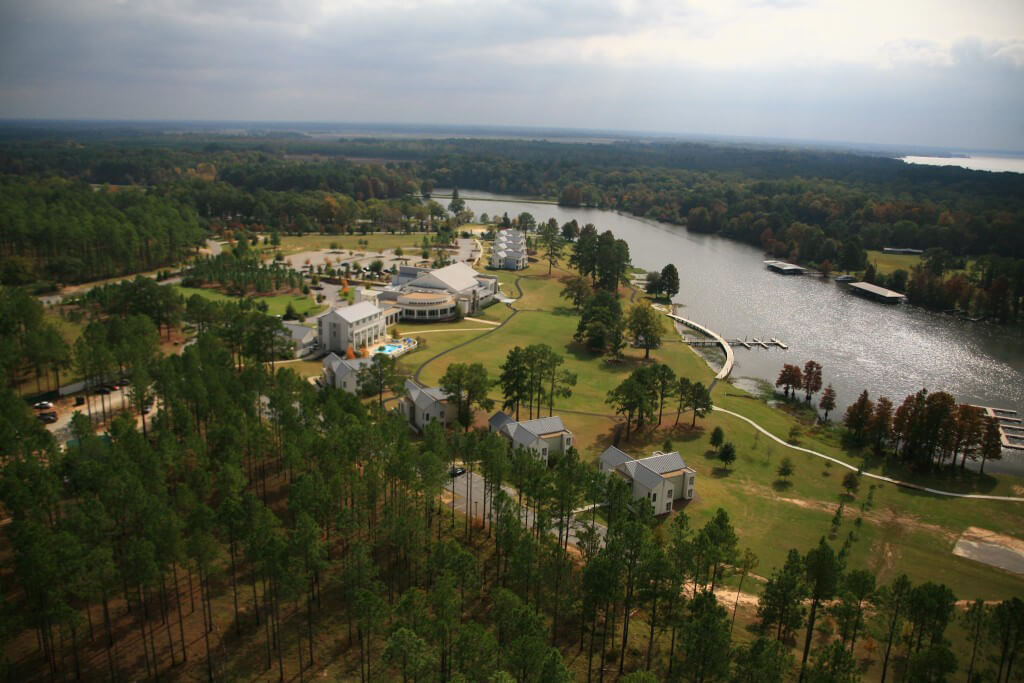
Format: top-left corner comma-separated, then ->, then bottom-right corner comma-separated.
3,124 -> 1024,678
1,129 -> 1021,321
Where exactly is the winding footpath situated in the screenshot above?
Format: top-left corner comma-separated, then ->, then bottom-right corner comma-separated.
715,409 -> 1024,502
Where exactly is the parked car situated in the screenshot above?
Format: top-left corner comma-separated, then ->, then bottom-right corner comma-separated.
37,412 -> 58,424
95,387 -> 110,395
449,466 -> 466,478
74,396 -> 86,406
33,401 -> 54,410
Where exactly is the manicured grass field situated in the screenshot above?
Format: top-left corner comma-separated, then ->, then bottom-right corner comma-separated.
410,258 -> 1024,600
865,249 -> 923,276
275,232 -> 436,255
173,286 -> 326,318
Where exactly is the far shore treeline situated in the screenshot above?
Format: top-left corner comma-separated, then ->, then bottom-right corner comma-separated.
0,130 -> 1021,322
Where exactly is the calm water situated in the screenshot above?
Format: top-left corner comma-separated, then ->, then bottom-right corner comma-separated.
454,191 -> 1024,474
899,155 -> 1024,174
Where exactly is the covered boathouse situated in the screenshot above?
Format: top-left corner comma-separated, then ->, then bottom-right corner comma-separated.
847,281 -> 905,304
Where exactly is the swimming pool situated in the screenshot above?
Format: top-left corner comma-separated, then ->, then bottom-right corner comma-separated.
371,338 -> 418,358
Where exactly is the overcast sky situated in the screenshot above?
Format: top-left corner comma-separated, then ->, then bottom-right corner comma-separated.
1,0 -> 1022,150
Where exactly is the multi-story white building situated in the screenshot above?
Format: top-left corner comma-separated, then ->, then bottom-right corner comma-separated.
490,229 -> 527,270
317,301 -> 397,355
377,262 -> 498,321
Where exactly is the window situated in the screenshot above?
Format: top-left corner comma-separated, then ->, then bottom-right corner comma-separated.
652,493 -> 657,503
665,502 -> 672,512
667,489 -> 673,499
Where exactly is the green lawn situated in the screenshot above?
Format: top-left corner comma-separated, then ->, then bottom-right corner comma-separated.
411,264 -> 1024,600
865,250 -> 923,276
275,233 -> 436,256
173,286 -> 326,318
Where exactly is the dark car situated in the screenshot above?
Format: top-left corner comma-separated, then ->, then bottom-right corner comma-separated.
95,387 -> 110,395
449,466 -> 466,478
37,412 -> 58,424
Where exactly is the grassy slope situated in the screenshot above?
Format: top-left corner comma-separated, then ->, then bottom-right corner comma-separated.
276,232 -> 436,255
414,261 -> 1024,600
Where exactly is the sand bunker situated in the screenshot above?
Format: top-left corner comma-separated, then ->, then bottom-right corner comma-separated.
953,527 -> 1024,575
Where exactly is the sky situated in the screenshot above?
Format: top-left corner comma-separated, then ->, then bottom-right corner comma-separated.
1,0 -> 1023,150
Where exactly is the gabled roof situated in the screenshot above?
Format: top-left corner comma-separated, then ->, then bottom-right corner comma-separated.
405,379 -> 449,411
282,322 -> 316,343
641,451 -> 688,474
517,416 -> 567,437
498,415 -> 569,449
323,352 -> 372,378
619,460 -> 664,490
599,445 -> 632,470
331,301 -> 382,323
412,262 -> 480,293
489,411 -> 515,432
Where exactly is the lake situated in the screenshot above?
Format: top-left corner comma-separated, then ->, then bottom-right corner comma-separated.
452,191 -> 1024,474
899,155 -> 1024,174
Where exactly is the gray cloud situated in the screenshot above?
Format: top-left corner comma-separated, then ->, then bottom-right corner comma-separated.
0,0 -> 1022,150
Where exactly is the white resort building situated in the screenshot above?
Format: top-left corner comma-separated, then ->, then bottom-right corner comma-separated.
377,262 -> 498,321
488,412 -> 573,464
490,229 -> 527,270
317,301 -> 399,355
599,447 -> 697,515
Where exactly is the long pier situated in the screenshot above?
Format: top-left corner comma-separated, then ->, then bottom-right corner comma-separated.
971,405 -> 1024,451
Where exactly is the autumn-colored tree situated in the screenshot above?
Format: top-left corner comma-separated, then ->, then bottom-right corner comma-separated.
775,364 -> 802,399
819,385 -> 836,422
802,361 -> 822,403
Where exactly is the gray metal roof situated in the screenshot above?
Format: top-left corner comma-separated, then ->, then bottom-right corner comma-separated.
599,446 -> 632,470
517,416 -> 567,436
640,451 -> 688,474
619,460 -> 663,490
405,379 -> 449,411
489,411 -> 515,431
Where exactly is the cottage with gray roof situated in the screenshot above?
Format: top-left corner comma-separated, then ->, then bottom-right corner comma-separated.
489,412 -> 573,463
401,379 -> 458,431
599,447 -> 696,515
281,322 -> 317,358
321,353 -> 373,393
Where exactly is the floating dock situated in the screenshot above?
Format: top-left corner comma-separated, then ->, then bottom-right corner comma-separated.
684,336 -> 788,350
764,260 -> 807,275
971,406 -> 1024,451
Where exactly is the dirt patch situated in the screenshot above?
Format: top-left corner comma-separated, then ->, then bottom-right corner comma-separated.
953,527 -> 1024,575
770,492 -> 956,544
1013,485 -> 1024,496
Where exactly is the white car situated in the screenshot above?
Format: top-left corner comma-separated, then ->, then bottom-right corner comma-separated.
33,401 -> 54,410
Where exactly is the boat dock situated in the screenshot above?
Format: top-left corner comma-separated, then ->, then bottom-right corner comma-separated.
764,260 -> 807,275
684,336 -> 788,350
971,405 -> 1024,451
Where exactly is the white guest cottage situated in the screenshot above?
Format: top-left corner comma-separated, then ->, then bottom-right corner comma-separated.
600,447 -> 696,515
